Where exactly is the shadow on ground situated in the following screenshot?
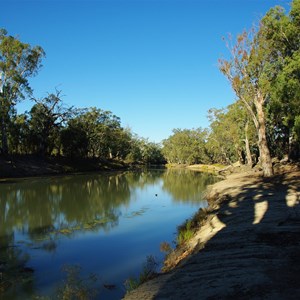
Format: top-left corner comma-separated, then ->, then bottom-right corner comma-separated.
125,170 -> 300,299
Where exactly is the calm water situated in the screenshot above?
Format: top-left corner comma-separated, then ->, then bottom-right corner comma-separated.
0,169 -> 218,299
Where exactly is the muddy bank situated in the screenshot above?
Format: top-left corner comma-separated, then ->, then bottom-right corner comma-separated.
0,155 -> 128,179
124,165 -> 300,299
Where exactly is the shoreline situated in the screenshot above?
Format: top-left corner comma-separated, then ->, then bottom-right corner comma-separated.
0,155 -> 169,180
0,155 -> 130,180
124,164 -> 300,299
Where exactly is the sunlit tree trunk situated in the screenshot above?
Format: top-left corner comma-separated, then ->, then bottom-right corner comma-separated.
255,92 -> 273,177
219,26 -> 275,177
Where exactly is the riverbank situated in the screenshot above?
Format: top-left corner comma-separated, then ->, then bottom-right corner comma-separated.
0,155 -> 128,179
124,163 -> 300,299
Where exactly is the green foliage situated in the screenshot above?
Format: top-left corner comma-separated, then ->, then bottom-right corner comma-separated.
126,135 -> 165,165
294,115 -> 300,139
176,208 -> 209,246
177,219 -> 194,246
262,1 -> 300,159
0,28 -> 45,153
7,113 -> 30,154
162,128 -> 209,165
64,107 -> 131,160
61,126 -> 88,158
206,101 -> 257,165
124,277 -> 140,292
27,91 -> 74,155
3,0 -> 300,164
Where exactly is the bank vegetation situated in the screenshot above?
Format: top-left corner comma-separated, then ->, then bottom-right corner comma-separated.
1,0 -> 299,178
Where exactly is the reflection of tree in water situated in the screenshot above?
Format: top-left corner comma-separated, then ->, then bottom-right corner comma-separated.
0,173 -> 133,242
126,169 -> 164,190
57,173 -> 131,231
0,170 -> 167,298
0,180 -> 59,239
0,234 -> 35,298
162,169 -> 219,203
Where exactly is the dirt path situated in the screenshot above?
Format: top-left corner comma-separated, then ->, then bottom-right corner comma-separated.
124,166 -> 300,299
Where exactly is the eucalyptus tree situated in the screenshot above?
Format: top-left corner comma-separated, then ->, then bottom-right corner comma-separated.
226,101 -> 257,166
142,141 -> 165,165
105,126 -> 132,160
206,102 -> 257,166
131,137 -> 165,165
262,1 -> 300,160
0,28 -> 45,154
219,25 -> 275,176
162,128 -> 208,165
66,107 -> 125,159
206,108 -> 238,164
60,123 -> 88,158
8,112 -> 30,154
29,90 -> 74,155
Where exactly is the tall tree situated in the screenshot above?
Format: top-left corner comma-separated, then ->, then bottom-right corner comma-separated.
206,102 -> 256,166
29,90 -> 73,155
162,128 -> 208,165
219,26 -> 275,177
69,107 -> 123,159
0,29 -> 45,154
262,1 -> 300,160
8,112 -> 30,154
127,137 -> 165,165
60,124 -> 88,158
226,101 -> 257,166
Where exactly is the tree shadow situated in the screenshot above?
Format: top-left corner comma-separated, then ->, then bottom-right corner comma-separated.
152,171 -> 300,299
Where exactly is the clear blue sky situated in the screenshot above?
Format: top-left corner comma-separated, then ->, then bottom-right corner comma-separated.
1,0 -> 290,143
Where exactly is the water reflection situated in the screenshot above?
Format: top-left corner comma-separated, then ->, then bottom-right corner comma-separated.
0,173 -> 132,240
125,169 -> 163,189
0,169 -> 217,299
162,169 -> 219,203
0,234 -> 35,299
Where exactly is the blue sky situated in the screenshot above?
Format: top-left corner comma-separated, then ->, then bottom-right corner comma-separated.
1,0 -> 290,143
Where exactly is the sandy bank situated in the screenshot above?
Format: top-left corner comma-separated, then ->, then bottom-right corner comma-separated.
124,165 -> 300,299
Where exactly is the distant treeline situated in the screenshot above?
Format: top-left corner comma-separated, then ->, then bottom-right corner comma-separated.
1,0 -> 299,173
163,0 -> 300,176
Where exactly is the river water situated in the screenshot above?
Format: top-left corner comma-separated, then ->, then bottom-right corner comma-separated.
0,168 -> 218,299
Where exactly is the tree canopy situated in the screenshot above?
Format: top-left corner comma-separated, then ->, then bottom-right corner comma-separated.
1,1 -> 299,171
0,29 -> 45,154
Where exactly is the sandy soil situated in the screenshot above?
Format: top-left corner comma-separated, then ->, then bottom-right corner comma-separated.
124,165 -> 300,299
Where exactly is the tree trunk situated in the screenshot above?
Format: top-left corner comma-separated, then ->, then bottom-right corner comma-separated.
256,95 -> 273,177
244,121 -> 253,166
236,146 -> 245,164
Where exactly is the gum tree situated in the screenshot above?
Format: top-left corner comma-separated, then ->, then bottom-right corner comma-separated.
262,1 -> 300,160
219,26 -> 274,177
0,28 -> 45,154
29,90 -> 74,155
207,101 -> 256,166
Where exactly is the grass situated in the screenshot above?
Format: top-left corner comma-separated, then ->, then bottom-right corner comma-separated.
177,220 -> 194,246
160,207 -> 211,272
176,208 -> 209,246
